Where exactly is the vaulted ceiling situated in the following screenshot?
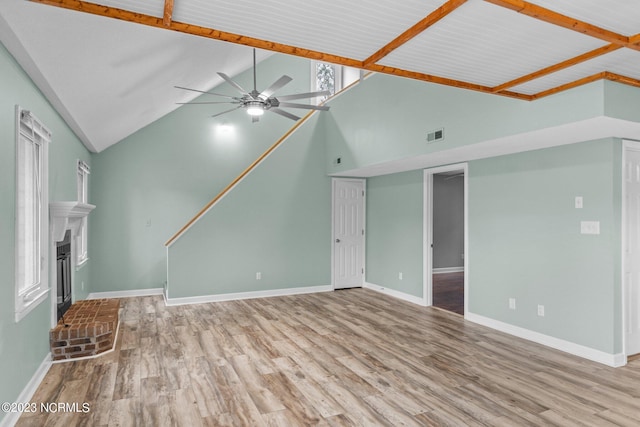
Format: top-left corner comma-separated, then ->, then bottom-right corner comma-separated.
2,0 -> 640,152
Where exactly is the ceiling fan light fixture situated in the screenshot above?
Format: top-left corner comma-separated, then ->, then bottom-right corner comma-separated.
246,101 -> 265,116
177,49 -> 328,123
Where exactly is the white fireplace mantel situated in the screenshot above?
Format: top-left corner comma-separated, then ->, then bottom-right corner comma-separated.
50,201 -> 95,242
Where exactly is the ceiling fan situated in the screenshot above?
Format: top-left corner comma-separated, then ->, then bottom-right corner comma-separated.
176,49 -> 331,122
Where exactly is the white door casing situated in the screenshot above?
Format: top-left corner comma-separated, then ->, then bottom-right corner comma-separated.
423,163 -> 468,312
624,141 -> 640,355
332,178 -> 365,289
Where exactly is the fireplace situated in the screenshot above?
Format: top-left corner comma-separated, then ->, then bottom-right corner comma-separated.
56,230 -> 72,321
50,201 -> 95,326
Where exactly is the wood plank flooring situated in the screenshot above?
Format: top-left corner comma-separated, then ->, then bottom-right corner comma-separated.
432,272 -> 464,315
18,289 -> 640,426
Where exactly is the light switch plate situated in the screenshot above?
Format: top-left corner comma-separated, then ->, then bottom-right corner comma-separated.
580,221 -> 600,235
575,196 -> 583,209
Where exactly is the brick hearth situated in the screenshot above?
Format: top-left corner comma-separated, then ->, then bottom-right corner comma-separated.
49,299 -> 119,361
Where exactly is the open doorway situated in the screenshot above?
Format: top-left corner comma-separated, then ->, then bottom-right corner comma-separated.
424,164 -> 468,316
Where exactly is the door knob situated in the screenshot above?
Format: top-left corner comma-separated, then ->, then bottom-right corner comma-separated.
336,239 -> 341,243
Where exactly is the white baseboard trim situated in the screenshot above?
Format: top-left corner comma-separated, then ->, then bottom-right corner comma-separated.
87,288 -> 164,299
433,267 -> 464,274
364,282 -> 426,306
165,285 -> 333,306
465,312 -> 626,368
0,353 -> 52,427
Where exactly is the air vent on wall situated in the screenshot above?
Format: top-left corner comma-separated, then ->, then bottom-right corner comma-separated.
426,128 -> 444,143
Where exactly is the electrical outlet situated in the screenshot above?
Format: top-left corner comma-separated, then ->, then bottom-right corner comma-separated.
509,298 -> 516,310
399,272 -> 403,280
537,305 -> 545,317
256,272 -> 261,280
81,281 -> 85,290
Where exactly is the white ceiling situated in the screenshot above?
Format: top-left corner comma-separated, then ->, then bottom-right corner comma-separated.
1,0 -> 639,153
0,0 -> 271,152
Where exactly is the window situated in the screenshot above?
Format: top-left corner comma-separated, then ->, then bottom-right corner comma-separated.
311,62 -> 362,103
15,107 -> 50,322
315,62 -> 338,101
76,160 -> 90,266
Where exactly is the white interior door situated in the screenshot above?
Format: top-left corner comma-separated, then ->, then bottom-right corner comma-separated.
333,179 -> 365,289
625,144 -> 640,355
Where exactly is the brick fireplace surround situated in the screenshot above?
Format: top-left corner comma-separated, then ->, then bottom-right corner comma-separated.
49,299 -> 120,361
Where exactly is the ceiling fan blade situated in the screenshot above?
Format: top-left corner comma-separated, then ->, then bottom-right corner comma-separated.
259,75 -> 293,100
269,108 -> 300,121
275,90 -> 331,101
278,102 -> 330,111
174,85 -> 238,99
217,72 -> 251,97
211,105 -> 243,118
177,101 -> 240,105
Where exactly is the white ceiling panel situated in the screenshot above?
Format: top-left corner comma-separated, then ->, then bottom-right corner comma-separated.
510,48 -> 640,95
3,0 -> 640,152
93,0 -> 165,18
172,0 -> 447,61
0,0 -> 264,152
530,0 -> 640,36
378,0 -> 607,88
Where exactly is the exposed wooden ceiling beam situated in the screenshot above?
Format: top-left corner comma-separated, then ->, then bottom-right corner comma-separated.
163,0 -> 174,27
364,62 -> 529,100
28,0 -> 533,100
628,34 -> 640,51
363,0 -> 467,66
484,0 -> 629,46
531,71 -> 606,99
29,0 -> 364,68
604,72 -> 640,89
532,71 -> 640,100
492,44 -> 623,93
26,0 -> 640,103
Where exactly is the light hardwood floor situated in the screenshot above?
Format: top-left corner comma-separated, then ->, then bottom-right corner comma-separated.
18,289 -> 640,426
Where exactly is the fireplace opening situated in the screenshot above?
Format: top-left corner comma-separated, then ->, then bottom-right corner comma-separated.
56,230 -> 72,321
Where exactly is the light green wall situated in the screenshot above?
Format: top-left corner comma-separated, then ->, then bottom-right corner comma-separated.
469,138 -> 621,353
364,139 -> 622,354
0,41 -> 91,417
90,54 -> 312,293
325,73 -> 613,174
366,170 -> 423,297
604,80 -> 640,123
167,114 -> 331,298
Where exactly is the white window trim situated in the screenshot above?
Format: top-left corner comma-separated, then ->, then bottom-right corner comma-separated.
310,62 -> 362,104
76,159 -> 90,267
310,61 -> 342,104
15,106 -> 50,322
